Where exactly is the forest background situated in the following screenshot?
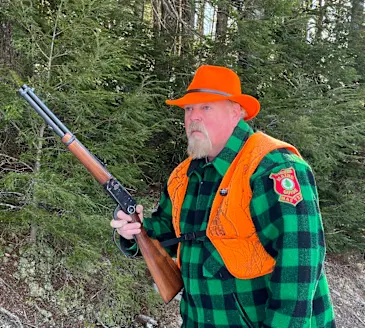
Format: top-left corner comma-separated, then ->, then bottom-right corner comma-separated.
0,0 -> 364,327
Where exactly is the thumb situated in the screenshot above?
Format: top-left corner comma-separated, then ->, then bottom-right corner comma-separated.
136,204 -> 144,222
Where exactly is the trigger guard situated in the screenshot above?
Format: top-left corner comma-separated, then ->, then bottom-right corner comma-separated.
113,205 -> 121,220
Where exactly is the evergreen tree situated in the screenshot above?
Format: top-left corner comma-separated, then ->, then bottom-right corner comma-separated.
153,0 -> 365,251
0,1 -> 167,324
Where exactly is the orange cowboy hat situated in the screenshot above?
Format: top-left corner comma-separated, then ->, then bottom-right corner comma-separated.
166,65 -> 260,120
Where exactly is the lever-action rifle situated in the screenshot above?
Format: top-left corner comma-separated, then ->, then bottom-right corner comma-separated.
19,85 -> 183,303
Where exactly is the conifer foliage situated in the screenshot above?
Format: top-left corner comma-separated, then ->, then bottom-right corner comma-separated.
0,0 -> 364,324
1,0 -> 165,230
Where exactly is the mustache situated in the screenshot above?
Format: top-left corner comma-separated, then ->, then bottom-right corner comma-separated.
187,121 -> 208,136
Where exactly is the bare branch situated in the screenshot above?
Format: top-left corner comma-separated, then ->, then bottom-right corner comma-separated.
136,314 -> 158,326
153,0 -> 205,40
0,202 -> 23,210
47,0 -> 64,81
0,191 -> 24,197
0,153 -> 34,172
0,306 -> 24,328
0,277 -> 16,293
35,42 -> 49,60
52,51 -> 69,59
151,1 -> 169,31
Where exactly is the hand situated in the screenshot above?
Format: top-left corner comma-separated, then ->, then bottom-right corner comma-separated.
110,205 -> 144,240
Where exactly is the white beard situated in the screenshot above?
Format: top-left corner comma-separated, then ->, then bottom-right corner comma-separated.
186,122 -> 212,159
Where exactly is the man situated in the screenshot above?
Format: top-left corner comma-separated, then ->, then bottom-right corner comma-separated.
111,65 -> 336,327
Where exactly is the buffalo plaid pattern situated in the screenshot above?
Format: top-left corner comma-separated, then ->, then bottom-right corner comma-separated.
143,120 -> 336,327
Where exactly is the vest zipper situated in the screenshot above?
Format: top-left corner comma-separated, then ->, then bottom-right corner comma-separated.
232,293 -> 255,328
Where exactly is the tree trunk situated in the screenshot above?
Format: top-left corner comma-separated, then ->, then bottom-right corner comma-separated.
240,0 -> 255,19
181,0 -> 194,31
29,0 -> 64,243
316,0 -> 325,40
152,0 -> 161,30
29,123 -> 46,244
161,0 -> 179,32
180,0 -> 194,55
161,0 -> 180,54
0,22 -> 14,67
134,0 -> 145,21
235,0 -> 251,70
350,0 -> 364,31
0,0 -> 16,68
197,0 -> 205,35
349,0 -> 365,82
216,1 -> 229,43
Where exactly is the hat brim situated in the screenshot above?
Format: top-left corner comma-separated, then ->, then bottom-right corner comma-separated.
166,93 -> 260,121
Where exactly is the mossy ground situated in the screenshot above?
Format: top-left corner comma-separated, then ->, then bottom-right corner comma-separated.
0,227 -> 166,328
0,226 -> 363,328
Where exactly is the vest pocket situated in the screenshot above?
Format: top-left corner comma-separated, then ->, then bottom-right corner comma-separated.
232,293 -> 255,328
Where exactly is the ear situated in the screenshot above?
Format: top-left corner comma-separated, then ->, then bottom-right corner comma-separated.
230,101 -> 242,123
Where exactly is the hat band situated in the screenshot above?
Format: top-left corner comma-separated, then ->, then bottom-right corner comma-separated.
185,88 -> 232,97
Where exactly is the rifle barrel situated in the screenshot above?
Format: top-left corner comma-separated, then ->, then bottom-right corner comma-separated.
19,85 -> 184,303
19,85 -> 70,137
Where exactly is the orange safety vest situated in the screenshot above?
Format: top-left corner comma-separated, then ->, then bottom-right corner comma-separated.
167,132 -> 302,279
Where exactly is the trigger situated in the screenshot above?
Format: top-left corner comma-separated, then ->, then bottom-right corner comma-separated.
113,205 -> 122,220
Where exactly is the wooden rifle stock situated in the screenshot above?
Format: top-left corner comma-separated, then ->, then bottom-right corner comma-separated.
62,134 -> 183,303
19,85 -> 183,303
132,215 -> 183,303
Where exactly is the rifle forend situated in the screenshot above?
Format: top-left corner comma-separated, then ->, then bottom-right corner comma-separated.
19,85 -> 183,303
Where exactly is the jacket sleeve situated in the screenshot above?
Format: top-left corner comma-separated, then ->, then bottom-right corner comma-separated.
118,183 -> 177,257
250,160 -> 326,328
142,183 -> 178,257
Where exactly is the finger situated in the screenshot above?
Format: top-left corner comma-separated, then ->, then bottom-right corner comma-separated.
110,218 -> 130,229
136,204 -> 143,214
116,223 -> 141,236
121,222 -> 141,231
116,210 -> 133,221
117,228 -> 141,237
135,205 -> 144,221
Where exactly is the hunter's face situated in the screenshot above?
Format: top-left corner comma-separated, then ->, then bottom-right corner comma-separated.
184,100 -> 241,160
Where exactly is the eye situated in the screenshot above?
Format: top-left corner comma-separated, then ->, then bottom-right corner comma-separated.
184,106 -> 193,112
202,105 -> 211,110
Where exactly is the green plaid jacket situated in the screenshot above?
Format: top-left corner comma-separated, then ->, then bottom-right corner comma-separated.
143,120 -> 336,328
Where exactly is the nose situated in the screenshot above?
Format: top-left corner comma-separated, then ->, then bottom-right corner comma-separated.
189,107 -> 202,121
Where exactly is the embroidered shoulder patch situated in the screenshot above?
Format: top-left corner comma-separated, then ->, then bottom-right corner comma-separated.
269,167 -> 303,206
